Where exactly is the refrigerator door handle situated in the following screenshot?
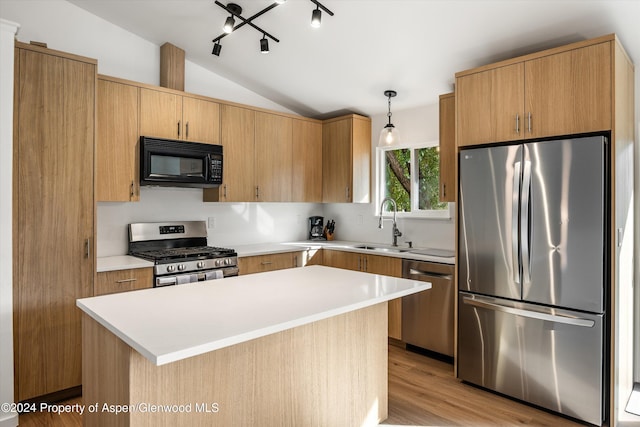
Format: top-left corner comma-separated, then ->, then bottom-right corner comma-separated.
512,161 -> 522,285
462,295 -> 595,327
521,160 -> 532,285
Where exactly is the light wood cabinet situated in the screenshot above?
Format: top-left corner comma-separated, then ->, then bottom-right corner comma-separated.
204,104 -> 255,202
13,43 -> 96,401
255,112 -> 293,202
139,87 -> 220,144
292,119 -> 323,202
96,77 -> 140,202
95,268 -> 153,296
238,251 -> 303,275
457,38 -> 612,146
322,114 -> 371,203
438,93 -> 456,202
322,250 -> 402,339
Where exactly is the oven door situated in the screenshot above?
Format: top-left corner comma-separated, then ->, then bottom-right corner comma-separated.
155,267 -> 238,287
140,136 -> 222,188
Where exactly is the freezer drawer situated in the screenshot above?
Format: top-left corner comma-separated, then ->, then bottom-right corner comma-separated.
458,292 -> 604,425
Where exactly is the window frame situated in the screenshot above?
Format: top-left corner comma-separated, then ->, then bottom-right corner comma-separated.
375,140 -> 452,219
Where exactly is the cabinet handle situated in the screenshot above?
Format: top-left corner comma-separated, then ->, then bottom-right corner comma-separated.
186,121 -> 189,139
442,183 -> 446,198
177,120 -> 181,137
261,261 -> 273,265
130,181 -> 134,199
364,257 -> 368,272
527,112 -> 532,133
115,278 -> 137,284
345,187 -> 350,201
256,186 -> 260,200
85,238 -> 91,259
223,184 -> 227,199
293,255 -> 298,267
515,113 -> 520,134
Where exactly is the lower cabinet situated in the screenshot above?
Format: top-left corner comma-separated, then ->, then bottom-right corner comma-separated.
95,268 -> 154,296
238,251 -> 303,275
322,250 -> 403,339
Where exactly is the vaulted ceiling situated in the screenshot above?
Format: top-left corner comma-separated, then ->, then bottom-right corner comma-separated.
67,0 -> 640,119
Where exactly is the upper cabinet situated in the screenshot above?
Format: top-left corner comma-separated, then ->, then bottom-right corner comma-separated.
139,87 -> 220,144
255,112 -> 293,202
438,93 -> 456,202
204,104 -> 256,202
457,38 -> 612,146
322,114 -> 371,203
96,77 -> 140,202
292,119 -> 323,202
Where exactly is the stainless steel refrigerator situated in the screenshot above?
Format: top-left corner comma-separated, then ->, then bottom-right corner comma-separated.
457,136 -> 607,425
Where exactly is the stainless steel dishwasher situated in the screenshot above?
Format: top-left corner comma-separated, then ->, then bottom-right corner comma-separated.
402,259 -> 454,357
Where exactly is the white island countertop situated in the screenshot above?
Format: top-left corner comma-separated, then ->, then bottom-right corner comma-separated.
77,265 -> 430,366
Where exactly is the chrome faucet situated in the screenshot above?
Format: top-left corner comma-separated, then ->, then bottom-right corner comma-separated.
378,197 -> 402,246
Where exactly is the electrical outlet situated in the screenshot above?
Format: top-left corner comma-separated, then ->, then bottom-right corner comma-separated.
207,217 -> 216,229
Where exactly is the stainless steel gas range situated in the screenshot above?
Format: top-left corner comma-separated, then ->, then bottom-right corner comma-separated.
128,221 -> 238,287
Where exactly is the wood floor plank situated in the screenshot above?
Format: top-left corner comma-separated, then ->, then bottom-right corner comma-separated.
18,345 -> 585,426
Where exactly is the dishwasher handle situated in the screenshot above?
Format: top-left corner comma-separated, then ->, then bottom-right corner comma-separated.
408,268 -> 453,281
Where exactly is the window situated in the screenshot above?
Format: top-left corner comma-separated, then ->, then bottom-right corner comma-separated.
376,143 -> 450,218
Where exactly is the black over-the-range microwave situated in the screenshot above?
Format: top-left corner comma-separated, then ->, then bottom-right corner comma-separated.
140,136 -> 223,188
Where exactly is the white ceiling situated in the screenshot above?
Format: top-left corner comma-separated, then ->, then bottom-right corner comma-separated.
67,0 -> 640,119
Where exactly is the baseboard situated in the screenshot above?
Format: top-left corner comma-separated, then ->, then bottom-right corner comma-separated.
0,412 -> 18,427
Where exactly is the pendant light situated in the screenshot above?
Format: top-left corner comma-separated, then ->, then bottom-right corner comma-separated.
379,90 -> 400,147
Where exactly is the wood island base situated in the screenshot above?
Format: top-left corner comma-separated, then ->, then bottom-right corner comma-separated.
82,303 -> 388,426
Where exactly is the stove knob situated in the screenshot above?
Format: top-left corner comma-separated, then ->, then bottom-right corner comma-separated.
225,258 -> 232,266
215,259 -> 223,267
167,265 -> 175,273
197,261 -> 205,269
177,264 -> 186,271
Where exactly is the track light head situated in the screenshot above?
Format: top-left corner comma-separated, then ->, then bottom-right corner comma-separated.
223,15 -> 235,33
212,42 -> 222,56
311,7 -> 322,28
260,36 -> 269,54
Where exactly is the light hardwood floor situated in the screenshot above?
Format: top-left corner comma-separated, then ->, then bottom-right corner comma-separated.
19,345 -> 584,427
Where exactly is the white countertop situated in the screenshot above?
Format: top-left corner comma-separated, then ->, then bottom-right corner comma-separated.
77,266 -> 430,366
96,255 -> 154,272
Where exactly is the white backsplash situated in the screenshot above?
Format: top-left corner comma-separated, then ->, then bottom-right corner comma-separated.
97,187 -> 323,256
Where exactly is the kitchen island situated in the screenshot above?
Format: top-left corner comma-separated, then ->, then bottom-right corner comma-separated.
77,265 -> 430,426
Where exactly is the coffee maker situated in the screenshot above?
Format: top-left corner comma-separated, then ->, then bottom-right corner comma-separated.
308,216 -> 325,240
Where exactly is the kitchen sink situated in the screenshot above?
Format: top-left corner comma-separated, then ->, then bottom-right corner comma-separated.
353,244 -> 412,253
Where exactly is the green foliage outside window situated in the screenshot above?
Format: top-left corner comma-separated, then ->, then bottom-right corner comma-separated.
384,147 -> 447,212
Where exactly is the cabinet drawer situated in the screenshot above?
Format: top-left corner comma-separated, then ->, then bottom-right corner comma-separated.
95,268 -> 154,296
238,252 -> 301,275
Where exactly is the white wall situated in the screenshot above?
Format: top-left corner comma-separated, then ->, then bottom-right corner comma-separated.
0,17 -> 19,427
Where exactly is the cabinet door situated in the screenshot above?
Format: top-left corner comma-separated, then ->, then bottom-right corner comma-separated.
255,112 -> 292,202
238,252 -> 298,275
292,119 -> 322,202
351,116 -> 371,203
438,93 -> 456,202
525,42 -> 611,138
323,118 -> 352,202
96,79 -> 139,201
457,63 -> 524,146
219,105 -> 255,202
182,96 -> 220,144
139,88 -> 181,139
14,47 -> 95,401
365,254 -> 401,276
95,268 -> 153,296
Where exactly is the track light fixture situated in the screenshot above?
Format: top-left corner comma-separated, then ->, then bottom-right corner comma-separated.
211,0 -> 334,57
211,41 -> 222,56
311,6 -> 321,28
379,90 -> 401,147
